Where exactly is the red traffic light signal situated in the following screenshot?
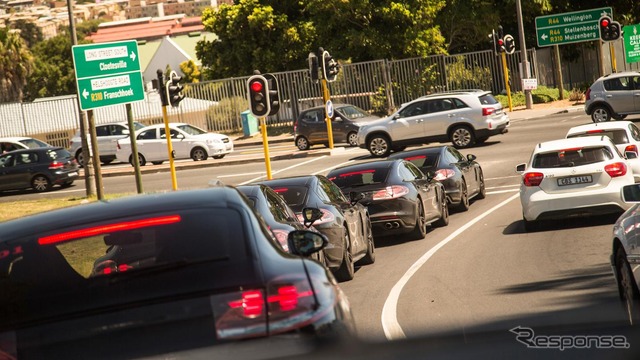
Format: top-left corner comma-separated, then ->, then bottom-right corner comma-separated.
247,75 -> 270,117
600,18 -> 609,28
599,16 -> 621,42
250,81 -> 263,93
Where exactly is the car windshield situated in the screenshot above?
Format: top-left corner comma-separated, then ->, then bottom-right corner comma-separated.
401,154 -> 439,169
567,129 -> 629,145
18,138 -> 49,148
177,124 -> 207,135
338,105 -> 370,120
47,148 -> 72,160
478,94 -> 499,105
328,167 -> 390,188
271,186 -> 308,207
532,146 -> 614,168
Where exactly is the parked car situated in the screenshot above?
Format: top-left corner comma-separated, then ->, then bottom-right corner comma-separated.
0,137 -> 51,153
0,147 -> 78,193
389,145 -> 486,212
516,136 -> 635,231
326,159 -> 448,240
257,175 -> 375,282
68,121 -> 145,165
294,104 -> 381,150
116,123 -> 233,166
0,187 -> 355,358
566,121 -> 640,182
357,90 -> 510,156
236,184 -> 326,264
584,71 -> 640,122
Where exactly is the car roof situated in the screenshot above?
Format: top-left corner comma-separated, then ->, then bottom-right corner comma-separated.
420,89 -> 491,98
142,122 -> 188,129
1,146 -> 63,154
389,146 -> 447,159
300,103 -> 356,112
0,137 -> 35,142
329,159 -> 398,173
257,175 -> 316,187
567,121 -> 635,132
535,136 -> 616,152
598,71 -> 640,80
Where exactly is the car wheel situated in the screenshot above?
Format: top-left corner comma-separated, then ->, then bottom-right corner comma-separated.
617,247 -> 640,325
591,106 -> 611,122
212,154 -> 226,159
31,175 -> 51,192
75,150 -> 85,167
356,217 -> 375,266
296,136 -> 310,150
151,161 -> 163,165
347,132 -> 358,147
333,229 -> 355,282
454,179 -> 470,212
191,147 -> 208,161
476,170 -> 486,200
450,125 -> 475,148
367,134 -> 391,157
407,199 -> 427,240
433,191 -> 449,227
129,153 -> 146,167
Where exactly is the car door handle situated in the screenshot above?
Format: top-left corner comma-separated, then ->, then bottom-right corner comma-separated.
606,95 -> 613,98
415,119 -> 424,123
448,114 -> 456,117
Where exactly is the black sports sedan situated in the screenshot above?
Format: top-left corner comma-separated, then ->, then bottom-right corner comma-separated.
389,145 -> 486,212
327,159 -> 449,240
0,187 -> 355,358
0,147 -> 79,193
237,184 -> 326,264
257,175 -> 375,282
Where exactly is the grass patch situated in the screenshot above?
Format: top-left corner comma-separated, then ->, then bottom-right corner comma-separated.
495,86 -> 571,108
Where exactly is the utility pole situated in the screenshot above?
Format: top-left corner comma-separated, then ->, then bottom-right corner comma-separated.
516,0 -> 533,109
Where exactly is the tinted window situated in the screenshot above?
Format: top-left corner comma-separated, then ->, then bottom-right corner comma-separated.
0,142 -> 20,152
428,99 -> 455,113
448,147 -> 466,162
301,109 -> 323,123
532,146 -> 614,168
16,152 -> 38,165
478,94 -> 499,105
320,177 -> 348,203
453,98 -> 469,109
442,148 -> 459,164
567,130 -> 629,144
337,105 -> 369,120
0,153 -> 17,167
402,153 -> 439,169
329,167 -> 390,188
272,186 -> 308,207
96,126 -> 110,137
264,188 -> 293,223
404,162 -> 425,178
603,77 -> 632,91
177,124 -> 206,135
138,129 -> 157,140
47,149 -> 72,160
160,129 -> 181,139
399,101 -> 428,117
398,163 -> 417,181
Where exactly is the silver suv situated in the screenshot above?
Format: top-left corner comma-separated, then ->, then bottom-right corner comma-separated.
69,121 -> 144,165
357,90 -> 510,157
585,71 -> 640,123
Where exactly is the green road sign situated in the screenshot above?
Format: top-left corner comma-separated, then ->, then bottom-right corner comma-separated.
623,24 -> 640,64
535,7 -> 612,47
72,40 -> 144,111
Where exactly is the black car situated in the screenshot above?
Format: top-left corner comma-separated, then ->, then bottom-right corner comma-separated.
0,187 -> 355,358
257,175 -> 375,282
237,184 -> 326,264
0,147 -> 79,193
389,146 -> 486,212
327,159 -> 449,240
294,104 -> 381,150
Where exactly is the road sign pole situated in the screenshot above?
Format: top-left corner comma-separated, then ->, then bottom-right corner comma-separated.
609,42 -> 617,73
161,105 -> 178,191
501,52 -> 513,112
554,45 -> 565,100
260,117 -> 272,180
321,79 -> 334,149
87,110 -> 104,200
126,103 -> 143,194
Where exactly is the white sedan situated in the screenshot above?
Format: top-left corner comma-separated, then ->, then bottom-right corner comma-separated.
516,136 -> 635,231
116,123 -> 233,166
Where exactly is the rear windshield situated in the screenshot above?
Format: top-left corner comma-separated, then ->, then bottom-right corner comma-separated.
533,146 -> 614,168
400,154 -> 439,169
271,186 -> 308,207
478,94 -> 499,105
0,208 -> 246,327
47,148 -> 72,160
328,167 -> 390,188
567,130 -> 629,145
19,138 -> 49,148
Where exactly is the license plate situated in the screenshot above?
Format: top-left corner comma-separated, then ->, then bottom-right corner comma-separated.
68,172 -> 79,177
557,175 -> 592,186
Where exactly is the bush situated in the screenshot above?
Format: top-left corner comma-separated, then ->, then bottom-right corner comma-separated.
494,86 -> 571,108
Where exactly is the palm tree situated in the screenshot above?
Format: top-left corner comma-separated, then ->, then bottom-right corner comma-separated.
0,28 -> 34,103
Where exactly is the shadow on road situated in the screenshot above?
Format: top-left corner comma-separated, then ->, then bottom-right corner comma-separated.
502,213 -> 621,235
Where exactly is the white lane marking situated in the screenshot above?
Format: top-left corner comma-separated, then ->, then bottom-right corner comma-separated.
486,175 -> 520,180
486,189 -> 519,195
381,193 -> 520,340
238,156 -> 327,185
37,188 -> 85,195
486,184 -> 519,190
572,116 -> 582,119
312,160 -> 356,175
217,172 -> 265,178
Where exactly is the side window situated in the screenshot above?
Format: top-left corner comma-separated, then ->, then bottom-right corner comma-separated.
110,125 -> 124,136
453,98 -> 469,109
398,164 -> 417,181
302,110 -> 322,123
633,76 -> 640,90
404,162 -> 424,179
319,177 -> 347,203
96,126 -> 109,137
448,147 -> 466,162
630,124 -> 640,142
137,129 -> 157,140
160,129 -> 180,139
0,154 -> 16,167
399,101 -> 428,118
265,190 -> 291,223
604,77 -> 632,91
17,152 -> 37,165
429,99 -> 454,113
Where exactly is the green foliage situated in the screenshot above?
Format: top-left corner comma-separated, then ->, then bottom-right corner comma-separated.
494,86 -> 571,108
205,96 -> 247,133
0,27 -> 33,102
435,0 -> 500,53
445,56 -> 492,91
180,60 -> 201,83
10,19 -> 43,48
76,19 -> 104,40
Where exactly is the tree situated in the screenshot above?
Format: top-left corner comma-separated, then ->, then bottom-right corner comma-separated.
76,19 -> 104,40
10,19 -> 43,48
0,28 -> 33,103
180,60 -> 201,83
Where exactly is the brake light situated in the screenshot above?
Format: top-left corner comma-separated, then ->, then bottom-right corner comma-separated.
585,88 -> 591,100
296,208 -> 335,225
523,172 -> 544,187
271,229 -> 290,252
404,155 -> 426,161
38,215 -> 181,245
433,169 -> 455,181
372,185 -> 410,200
273,188 -> 288,194
625,145 -> 638,155
586,130 -> 604,134
228,290 -> 265,318
482,107 -> 494,116
49,161 -> 65,170
605,162 -> 627,177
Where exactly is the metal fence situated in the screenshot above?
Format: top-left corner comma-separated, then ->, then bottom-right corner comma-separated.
1,45 -> 616,147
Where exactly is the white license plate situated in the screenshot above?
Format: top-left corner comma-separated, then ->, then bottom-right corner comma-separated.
557,175 -> 592,186
68,172 -> 79,177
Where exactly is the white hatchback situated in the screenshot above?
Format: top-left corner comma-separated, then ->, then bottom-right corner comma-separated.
116,123 -> 233,166
566,121 -> 640,182
517,136 -> 635,231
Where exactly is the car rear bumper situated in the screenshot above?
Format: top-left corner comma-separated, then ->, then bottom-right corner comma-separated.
476,123 -> 509,139
521,187 -> 631,221
367,199 -> 417,236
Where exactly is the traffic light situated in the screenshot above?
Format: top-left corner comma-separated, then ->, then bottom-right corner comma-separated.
504,34 -> 516,55
599,16 -> 621,42
247,75 -> 270,117
321,50 -> 340,82
263,73 -> 280,116
490,28 -> 505,55
165,71 -> 185,107
308,52 -> 319,83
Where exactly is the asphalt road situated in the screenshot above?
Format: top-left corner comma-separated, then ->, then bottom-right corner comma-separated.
1,111 -> 632,347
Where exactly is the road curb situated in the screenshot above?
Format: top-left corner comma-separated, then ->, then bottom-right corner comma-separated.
509,106 -> 584,122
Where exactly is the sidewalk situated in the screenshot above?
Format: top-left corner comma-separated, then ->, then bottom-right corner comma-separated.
507,99 -> 585,122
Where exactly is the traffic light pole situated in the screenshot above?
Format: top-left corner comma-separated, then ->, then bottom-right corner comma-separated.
87,110 -> 104,200
609,42 -> 617,73
161,104 -> 178,191
259,117 -> 273,180
125,103 -> 143,194
321,78 -> 334,149
501,52 -> 513,112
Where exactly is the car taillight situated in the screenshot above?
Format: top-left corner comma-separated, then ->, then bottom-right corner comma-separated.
372,185 -> 410,200
49,161 -> 65,170
271,229 -> 290,252
585,88 -> 591,100
625,145 -> 638,155
433,169 -> 455,181
212,274 -> 332,340
293,121 -> 297,133
605,162 -> 627,177
296,208 -> 335,225
482,107 -> 494,116
523,172 -> 544,187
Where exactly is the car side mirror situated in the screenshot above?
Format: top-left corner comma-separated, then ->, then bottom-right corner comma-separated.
334,116 -> 343,122
393,114 -> 400,120
301,207 -> 323,228
349,191 -> 365,205
626,151 -> 638,160
122,129 -> 130,135
467,154 -> 477,162
288,230 -> 328,257
176,134 -> 185,140
425,170 -> 436,180
622,184 -> 640,203
515,163 -> 526,173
